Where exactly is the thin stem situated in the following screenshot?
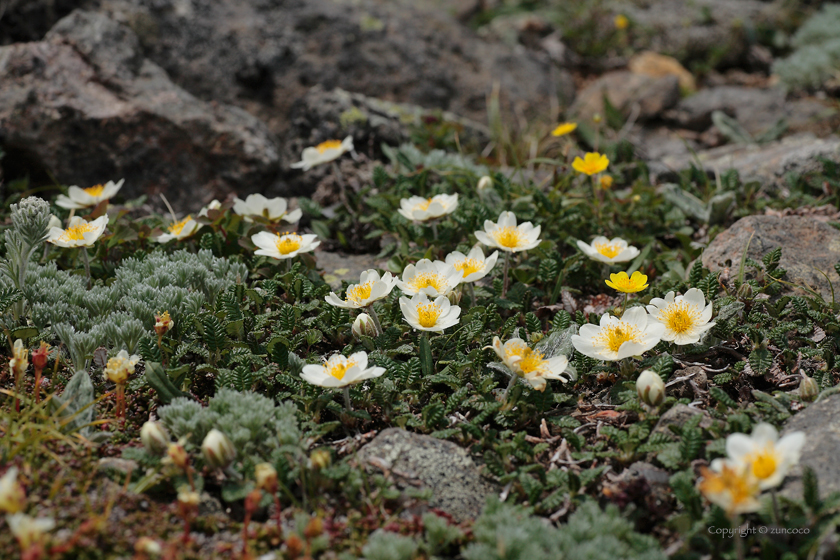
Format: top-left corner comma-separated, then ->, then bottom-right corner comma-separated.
14,370 -> 20,413
284,258 -> 292,274
619,291 -> 629,317
81,246 -> 91,286
34,367 -> 42,403
342,386 -> 353,412
502,252 -> 511,298
273,493 -> 283,537
332,161 -> 356,217
366,304 -> 383,336
467,282 -> 476,306
431,222 -> 439,240
502,373 -> 519,404
771,489 -> 780,525
734,516 -> 744,560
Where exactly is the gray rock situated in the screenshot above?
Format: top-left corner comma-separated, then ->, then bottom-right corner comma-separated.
0,10 -> 279,211
623,0 -> 786,68
651,404 -> 713,440
667,367 -> 708,400
316,250 -> 387,289
664,86 -> 833,138
654,134 -> 840,185
355,428 -> 498,522
569,71 -> 680,123
780,394 -> 840,501
702,215 -> 840,300
97,457 -> 138,476
102,0 -> 565,128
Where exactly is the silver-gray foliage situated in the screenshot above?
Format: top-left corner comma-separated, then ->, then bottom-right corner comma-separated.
772,5 -> 840,90
0,196 -> 50,319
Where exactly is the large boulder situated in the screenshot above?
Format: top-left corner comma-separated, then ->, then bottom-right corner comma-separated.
569,71 -> 680,123
102,0 -> 566,131
702,215 -> 840,300
780,394 -> 840,501
355,428 -> 498,522
0,10 -> 279,210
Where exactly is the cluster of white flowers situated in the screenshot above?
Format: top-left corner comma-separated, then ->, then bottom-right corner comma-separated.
571,288 -> 716,362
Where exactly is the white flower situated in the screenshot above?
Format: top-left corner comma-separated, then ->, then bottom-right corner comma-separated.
636,369 -> 665,407
103,350 -> 140,385
474,211 -> 541,253
46,215 -> 108,248
6,513 -> 55,550
301,351 -> 385,388
489,336 -> 571,391
155,215 -> 200,243
232,194 -> 302,223
0,467 -> 25,514
697,460 -> 761,517
198,199 -> 222,217
291,136 -> 354,171
252,231 -> 320,260
571,307 -> 665,361
397,194 -> 459,222
646,288 -> 716,345
56,179 -> 124,209
445,246 -> 499,283
325,270 -> 397,309
399,293 -> 461,332
725,423 -> 806,490
395,259 -> 462,297
576,236 -> 640,264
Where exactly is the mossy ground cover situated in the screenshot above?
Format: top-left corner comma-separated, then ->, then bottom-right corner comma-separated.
2,116 -> 840,560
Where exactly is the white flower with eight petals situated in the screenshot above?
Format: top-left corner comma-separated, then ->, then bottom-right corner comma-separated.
571,307 -> 665,361
474,211 -> 541,253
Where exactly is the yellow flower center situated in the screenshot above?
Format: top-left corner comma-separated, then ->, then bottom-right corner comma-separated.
698,465 -> 758,513
408,273 -> 446,293
416,302 -> 442,328
454,258 -> 484,278
661,301 -> 700,334
593,242 -> 621,259
84,184 -> 105,197
316,140 -> 343,153
275,233 -> 302,255
346,281 -> 374,303
105,357 -> 132,384
748,447 -> 778,480
492,226 -> 524,249
517,349 -> 546,375
326,359 -> 355,380
413,198 -> 434,212
503,340 -> 528,360
168,216 -> 193,235
597,323 -> 642,353
60,222 -> 95,241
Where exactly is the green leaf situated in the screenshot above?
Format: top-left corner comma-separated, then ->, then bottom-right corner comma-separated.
748,348 -> 772,376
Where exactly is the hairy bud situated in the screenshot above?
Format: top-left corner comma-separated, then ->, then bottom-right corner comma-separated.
636,369 -> 665,407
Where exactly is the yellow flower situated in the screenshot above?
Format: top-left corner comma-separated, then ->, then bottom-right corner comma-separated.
551,122 -> 577,137
572,152 -> 610,176
103,350 -> 139,385
605,271 -> 648,293
600,175 -> 614,189
0,467 -> 26,514
614,14 -> 629,30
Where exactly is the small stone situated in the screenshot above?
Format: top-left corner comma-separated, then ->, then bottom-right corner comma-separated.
667,367 -> 708,400
651,404 -> 713,440
570,71 -> 680,123
355,428 -> 498,522
97,457 -> 138,476
779,394 -> 840,500
702,215 -> 840,300
629,51 -> 696,92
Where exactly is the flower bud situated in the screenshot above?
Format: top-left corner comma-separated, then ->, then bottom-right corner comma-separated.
135,537 -> 163,557
201,429 -> 236,469
636,369 -> 665,407
154,311 -> 174,336
599,175 -> 614,190
255,463 -> 278,493
446,289 -> 462,305
0,467 -> 26,514
141,421 -> 170,455
285,533 -> 304,559
477,176 -> 493,191
309,448 -> 331,470
799,374 -> 819,401
592,113 -> 602,124
10,339 -> 28,378
176,487 -> 200,519
166,442 -> 189,469
31,342 -> 49,372
304,516 -> 323,539
737,282 -> 753,300
352,313 -> 377,339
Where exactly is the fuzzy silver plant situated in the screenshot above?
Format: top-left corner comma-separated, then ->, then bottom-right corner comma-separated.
1,196 -> 51,319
